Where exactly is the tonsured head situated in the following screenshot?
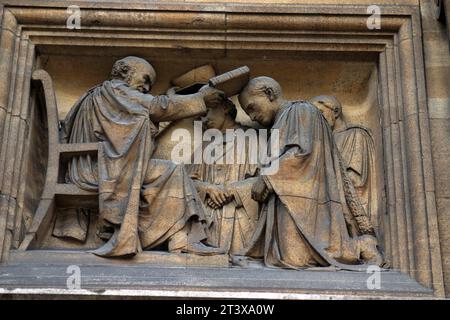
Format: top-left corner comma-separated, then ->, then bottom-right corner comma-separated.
239,76 -> 284,127
310,95 -> 342,128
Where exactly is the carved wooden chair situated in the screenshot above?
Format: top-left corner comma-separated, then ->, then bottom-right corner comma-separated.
19,69 -> 99,250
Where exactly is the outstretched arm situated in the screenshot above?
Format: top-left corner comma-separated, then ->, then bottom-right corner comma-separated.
141,85 -> 224,123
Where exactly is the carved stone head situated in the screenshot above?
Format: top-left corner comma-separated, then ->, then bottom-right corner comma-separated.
310,95 -> 342,129
110,56 -> 156,93
202,98 -> 237,130
239,76 -> 284,127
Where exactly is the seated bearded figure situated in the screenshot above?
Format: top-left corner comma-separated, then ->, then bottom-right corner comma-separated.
54,56 -> 224,257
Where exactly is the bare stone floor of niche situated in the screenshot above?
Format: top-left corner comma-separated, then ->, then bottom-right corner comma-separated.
0,250 -> 434,299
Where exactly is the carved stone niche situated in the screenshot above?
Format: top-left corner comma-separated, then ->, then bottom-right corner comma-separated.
0,1 -> 445,299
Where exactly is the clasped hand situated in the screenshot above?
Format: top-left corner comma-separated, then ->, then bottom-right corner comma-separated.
198,84 -> 226,107
205,184 -> 233,210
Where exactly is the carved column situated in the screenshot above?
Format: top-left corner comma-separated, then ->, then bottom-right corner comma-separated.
0,7 -> 35,262
397,18 -> 444,296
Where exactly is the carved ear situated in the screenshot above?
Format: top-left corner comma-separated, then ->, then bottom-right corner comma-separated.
333,106 -> 341,118
264,87 -> 276,101
120,64 -> 130,78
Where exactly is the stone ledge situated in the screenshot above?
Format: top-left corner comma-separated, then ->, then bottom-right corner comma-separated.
0,250 -> 434,299
0,288 -> 437,300
1,0 -> 418,17
0,0 -> 420,8
7,249 -> 230,267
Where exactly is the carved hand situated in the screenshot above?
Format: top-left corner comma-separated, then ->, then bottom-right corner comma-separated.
198,84 -> 225,107
166,86 -> 179,95
205,184 -> 232,209
251,176 -> 271,203
206,198 -> 221,210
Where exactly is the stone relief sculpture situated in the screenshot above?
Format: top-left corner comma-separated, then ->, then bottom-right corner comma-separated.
53,56 -> 225,257
165,66 -> 260,256
233,76 -> 385,269
33,57 -> 387,270
0,1 -> 444,299
189,97 -> 260,255
310,95 -> 381,231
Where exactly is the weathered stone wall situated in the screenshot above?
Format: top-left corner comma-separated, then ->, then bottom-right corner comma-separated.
419,0 -> 450,296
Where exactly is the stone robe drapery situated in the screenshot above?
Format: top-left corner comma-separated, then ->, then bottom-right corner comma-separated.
334,125 -> 380,231
189,129 -> 259,255
56,79 -> 208,257
243,101 -> 367,269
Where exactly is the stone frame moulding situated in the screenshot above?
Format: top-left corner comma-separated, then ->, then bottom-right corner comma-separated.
0,0 -> 445,298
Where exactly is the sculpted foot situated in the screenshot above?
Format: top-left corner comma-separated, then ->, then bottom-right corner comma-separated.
359,235 -> 385,267
181,242 -> 225,256
231,255 -> 249,267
